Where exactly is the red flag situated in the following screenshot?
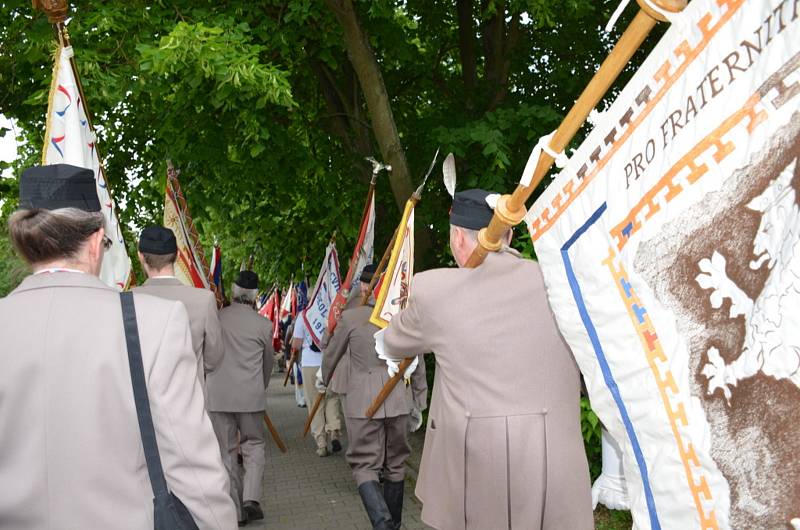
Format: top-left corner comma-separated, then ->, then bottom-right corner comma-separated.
271,290 -> 282,351
259,289 -> 276,319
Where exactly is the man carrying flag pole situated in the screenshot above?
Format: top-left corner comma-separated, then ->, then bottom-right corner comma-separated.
374,188 -> 593,529
293,240 -> 344,455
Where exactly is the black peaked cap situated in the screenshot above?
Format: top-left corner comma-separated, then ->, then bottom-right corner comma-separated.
450,188 -> 495,230
236,270 -> 259,290
19,164 -> 101,212
138,225 -> 178,255
359,263 -> 378,283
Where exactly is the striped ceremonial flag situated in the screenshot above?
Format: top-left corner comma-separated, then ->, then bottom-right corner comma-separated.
164,162 -> 210,289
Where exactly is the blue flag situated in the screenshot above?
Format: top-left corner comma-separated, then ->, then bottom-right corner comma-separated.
296,280 -> 308,313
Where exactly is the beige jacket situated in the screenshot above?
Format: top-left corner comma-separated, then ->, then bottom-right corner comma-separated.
383,250 -> 593,530
134,276 -> 223,380
321,304 -> 426,419
0,272 -> 236,529
206,303 -> 273,412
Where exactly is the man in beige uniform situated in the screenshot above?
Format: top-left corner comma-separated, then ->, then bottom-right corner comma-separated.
322,264 -> 427,530
133,225 -> 223,389
0,164 -> 236,529
381,189 -> 593,530
206,270 -> 274,525
292,314 -> 343,456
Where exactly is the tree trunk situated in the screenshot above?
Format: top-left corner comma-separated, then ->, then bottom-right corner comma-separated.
324,0 -> 414,211
457,0 -> 477,99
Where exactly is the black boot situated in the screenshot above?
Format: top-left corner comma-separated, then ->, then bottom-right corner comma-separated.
383,479 -> 404,530
357,481 -> 394,530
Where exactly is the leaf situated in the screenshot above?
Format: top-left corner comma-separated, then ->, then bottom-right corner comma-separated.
442,152 -> 456,197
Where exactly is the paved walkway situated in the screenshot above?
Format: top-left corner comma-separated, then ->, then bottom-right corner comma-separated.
244,375 -> 432,529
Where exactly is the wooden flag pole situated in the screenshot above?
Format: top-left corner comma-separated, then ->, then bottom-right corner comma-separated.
465,0 -> 686,268
262,413 -> 288,453
365,360 -> 412,418
303,392 -> 325,437
283,352 -> 296,386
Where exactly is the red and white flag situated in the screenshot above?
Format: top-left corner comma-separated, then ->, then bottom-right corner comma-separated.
370,199 -> 414,328
43,45 -> 131,289
328,189 -> 375,330
259,289 -> 278,320
280,282 -> 296,321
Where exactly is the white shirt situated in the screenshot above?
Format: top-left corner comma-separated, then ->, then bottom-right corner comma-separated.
292,317 -> 322,367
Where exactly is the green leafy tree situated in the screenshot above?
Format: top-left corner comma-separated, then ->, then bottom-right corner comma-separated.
0,0 -> 663,285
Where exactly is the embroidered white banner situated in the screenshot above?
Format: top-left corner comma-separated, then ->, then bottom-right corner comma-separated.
303,242 -> 341,347
526,1 -> 799,528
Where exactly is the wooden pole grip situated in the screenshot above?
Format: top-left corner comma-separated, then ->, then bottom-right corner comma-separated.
283,354 -> 296,386
263,413 -> 288,453
365,358 -> 413,418
466,7 -> 665,268
303,392 -> 325,437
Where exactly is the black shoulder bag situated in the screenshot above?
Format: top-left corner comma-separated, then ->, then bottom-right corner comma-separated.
120,292 -> 200,530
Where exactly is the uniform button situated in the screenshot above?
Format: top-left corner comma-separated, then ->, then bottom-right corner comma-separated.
542,408 -> 548,414
465,411 -> 471,418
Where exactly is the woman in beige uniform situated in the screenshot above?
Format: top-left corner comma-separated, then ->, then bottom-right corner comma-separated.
0,164 -> 236,529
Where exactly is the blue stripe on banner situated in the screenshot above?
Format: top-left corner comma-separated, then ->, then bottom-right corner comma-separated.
560,202 -> 661,530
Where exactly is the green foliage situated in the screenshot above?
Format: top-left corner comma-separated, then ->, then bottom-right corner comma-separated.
594,505 -> 634,530
0,0 -> 664,287
0,214 -> 30,297
581,396 -> 603,481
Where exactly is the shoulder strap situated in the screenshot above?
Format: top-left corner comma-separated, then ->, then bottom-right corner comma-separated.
120,291 -> 169,499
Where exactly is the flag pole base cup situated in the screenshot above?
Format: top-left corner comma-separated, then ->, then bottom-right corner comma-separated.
476,194 -> 527,254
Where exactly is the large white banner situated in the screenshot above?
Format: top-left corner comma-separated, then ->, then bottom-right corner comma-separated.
43,45 -> 131,289
303,242 -> 341,347
526,1 -> 799,528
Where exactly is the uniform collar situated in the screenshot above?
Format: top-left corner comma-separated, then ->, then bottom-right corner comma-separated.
10,271 -> 113,295
143,276 -> 184,287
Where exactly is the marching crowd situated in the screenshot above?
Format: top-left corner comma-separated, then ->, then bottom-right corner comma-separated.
0,163 -> 592,530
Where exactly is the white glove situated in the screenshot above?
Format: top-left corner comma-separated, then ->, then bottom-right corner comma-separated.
374,329 -> 419,379
385,355 -> 418,380
409,407 -> 423,432
314,368 -> 327,393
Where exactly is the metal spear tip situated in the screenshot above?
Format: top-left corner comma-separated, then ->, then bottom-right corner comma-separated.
413,147 -> 441,197
365,156 -> 391,175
